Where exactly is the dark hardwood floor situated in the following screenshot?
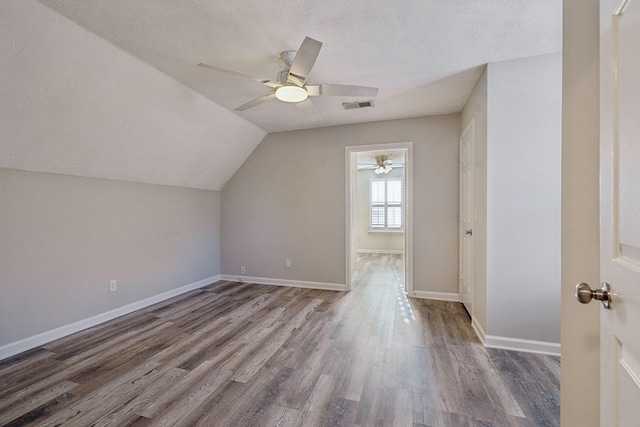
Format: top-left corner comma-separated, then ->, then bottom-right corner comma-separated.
0,254 -> 560,426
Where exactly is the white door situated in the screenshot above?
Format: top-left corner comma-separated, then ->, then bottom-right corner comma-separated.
599,0 -> 640,424
459,120 -> 474,315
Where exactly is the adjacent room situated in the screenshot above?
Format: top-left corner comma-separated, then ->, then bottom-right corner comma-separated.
1,1 -> 611,426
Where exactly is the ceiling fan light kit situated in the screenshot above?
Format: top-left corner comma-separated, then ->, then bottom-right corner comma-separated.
375,165 -> 392,174
275,85 -> 308,103
374,155 -> 393,174
199,36 -> 379,112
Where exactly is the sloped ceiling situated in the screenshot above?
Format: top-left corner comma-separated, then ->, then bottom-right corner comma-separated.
37,0 -> 561,133
0,1 -> 561,190
0,1 -> 266,191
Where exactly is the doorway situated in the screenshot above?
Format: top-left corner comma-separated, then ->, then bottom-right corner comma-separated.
345,142 -> 413,295
459,120 -> 475,316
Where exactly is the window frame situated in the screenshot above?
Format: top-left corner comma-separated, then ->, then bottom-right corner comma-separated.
369,177 -> 404,232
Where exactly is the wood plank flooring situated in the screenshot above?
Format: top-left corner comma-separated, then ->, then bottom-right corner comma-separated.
0,254 -> 560,426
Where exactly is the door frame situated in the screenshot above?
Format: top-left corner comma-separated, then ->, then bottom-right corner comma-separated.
560,1 -> 601,425
345,142 -> 414,294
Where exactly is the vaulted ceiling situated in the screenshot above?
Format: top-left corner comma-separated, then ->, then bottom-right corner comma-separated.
0,1 -> 561,190
37,0 -> 562,133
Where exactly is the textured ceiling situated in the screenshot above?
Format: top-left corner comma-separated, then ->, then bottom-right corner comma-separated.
1,1 -> 561,191
38,0 -> 562,133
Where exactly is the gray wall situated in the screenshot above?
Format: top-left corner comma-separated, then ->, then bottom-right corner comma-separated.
221,115 -> 460,293
0,168 -> 221,346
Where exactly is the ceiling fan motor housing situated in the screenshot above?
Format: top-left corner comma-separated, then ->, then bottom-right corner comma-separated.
278,69 -> 290,84
279,50 -> 297,67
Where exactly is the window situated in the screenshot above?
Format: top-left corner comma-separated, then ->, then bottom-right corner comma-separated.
370,178 -> 403,230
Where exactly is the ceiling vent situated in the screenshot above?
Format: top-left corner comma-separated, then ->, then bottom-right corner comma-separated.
342,100 -> 374,110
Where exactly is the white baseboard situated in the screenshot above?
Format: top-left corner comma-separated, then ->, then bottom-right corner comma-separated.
484,335 -> 561,356
0,275 -> 221,361
411,291 -> 460,302
471,317 -> 486,345
356,249 -> 405,255
220,275 -> 347,292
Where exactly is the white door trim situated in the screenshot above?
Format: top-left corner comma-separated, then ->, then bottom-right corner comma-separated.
345,142 -> 414,295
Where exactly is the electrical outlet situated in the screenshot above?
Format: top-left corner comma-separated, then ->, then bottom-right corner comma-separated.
109,280 -> 117,292
240,266 -> 246,274
285,259 -> 291,268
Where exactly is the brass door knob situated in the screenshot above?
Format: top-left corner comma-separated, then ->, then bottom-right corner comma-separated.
575,282 -> 612,309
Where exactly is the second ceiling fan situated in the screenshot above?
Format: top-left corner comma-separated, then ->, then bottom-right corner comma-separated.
198,36 -> 379,111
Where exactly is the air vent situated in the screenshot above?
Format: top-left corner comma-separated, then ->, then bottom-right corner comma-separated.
342,100 -> 374,110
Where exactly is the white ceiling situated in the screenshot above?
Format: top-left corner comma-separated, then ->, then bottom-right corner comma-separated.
0,1 -> 561,191
37,0 -> 562,133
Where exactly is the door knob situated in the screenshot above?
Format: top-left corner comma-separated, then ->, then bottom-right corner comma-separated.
465,229 -> 473,236
575,282 -> 612,309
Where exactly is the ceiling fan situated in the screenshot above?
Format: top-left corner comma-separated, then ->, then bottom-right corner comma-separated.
198,36 -> 379,111
360,155 -> 394,174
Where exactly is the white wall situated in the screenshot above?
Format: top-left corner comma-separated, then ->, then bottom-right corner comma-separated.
486,54 -> 562,345
0,168 -> 221,354
355,168 -> 405,253
460,54 -> 562,350
221,115 -> 460,293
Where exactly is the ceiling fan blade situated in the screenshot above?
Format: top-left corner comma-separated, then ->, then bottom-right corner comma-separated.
198,63 -> 280,88
287,37 -> 322,87
306,84 -> 378,97
235,92 -> 277,111
295,99 -> 321,122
